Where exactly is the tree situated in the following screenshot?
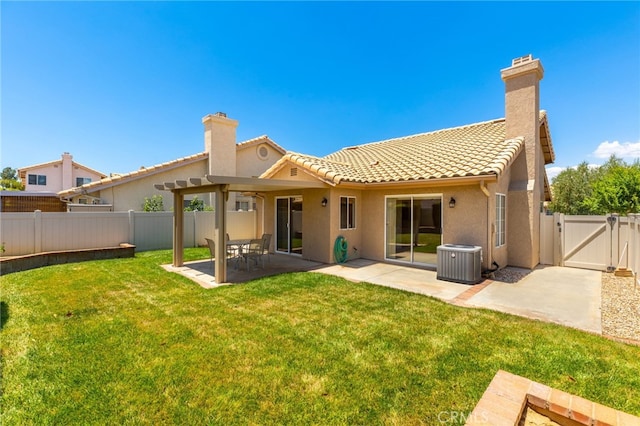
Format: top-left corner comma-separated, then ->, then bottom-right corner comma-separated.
1,167 -> 17,180
142,195 -> 164,212
184,196 -> 212,212
549,156 -> 640,215
548,162 -> 598,215
583,157 -> 640,214
0,167 -> 24,191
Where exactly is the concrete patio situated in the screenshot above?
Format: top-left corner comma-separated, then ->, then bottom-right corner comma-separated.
162,253 -> 325,288
164,255 -> 603,334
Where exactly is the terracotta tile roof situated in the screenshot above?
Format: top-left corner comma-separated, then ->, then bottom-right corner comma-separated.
58,152 -> 208,197
236,135 -> 286,155
263,117 -> 530,185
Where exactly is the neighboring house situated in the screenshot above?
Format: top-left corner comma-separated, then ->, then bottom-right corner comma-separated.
157,54 -> 554,274
18,152 -> 106,193
58,114 -> 286,211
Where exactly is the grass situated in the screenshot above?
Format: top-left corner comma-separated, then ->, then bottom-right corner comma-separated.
1,249 -> 639,425
394,233 -> 441,253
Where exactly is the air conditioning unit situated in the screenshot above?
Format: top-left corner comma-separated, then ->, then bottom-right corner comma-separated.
437,244 -> 482,284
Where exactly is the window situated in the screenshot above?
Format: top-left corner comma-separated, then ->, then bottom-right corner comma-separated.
28,174 -> 47,186
496,193 -> 506,247
257,144 -> 269,160
76,177 -> 92,186
340,196 -> 356,230
236,201 -> 249,211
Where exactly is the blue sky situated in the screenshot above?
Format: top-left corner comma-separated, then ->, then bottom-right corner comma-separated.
2,2 -> 639,181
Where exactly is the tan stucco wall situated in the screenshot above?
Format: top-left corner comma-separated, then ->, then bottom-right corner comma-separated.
236,144 -> 284,178
262,182 -> 497,269
507,141 -> 545,269
359,185 -> 490,267
492,169 -> 512,269
95,160 -> 208,211
327,188 -> 362,262
235,143 -> 285,211
262,188 -> 333,263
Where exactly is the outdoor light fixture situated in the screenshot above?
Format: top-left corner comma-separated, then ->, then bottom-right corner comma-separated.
449,197 -> 456,208
321,197 -> 328,207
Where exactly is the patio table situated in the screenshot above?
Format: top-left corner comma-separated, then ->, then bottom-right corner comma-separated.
227,239 -> 251,268
227,239 -> 251,254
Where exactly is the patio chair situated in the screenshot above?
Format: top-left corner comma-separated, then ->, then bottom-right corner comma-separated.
261,233 -> 272,263
225,233 -> 240,259
205,238 -> 240,269
242,238 -> 266,271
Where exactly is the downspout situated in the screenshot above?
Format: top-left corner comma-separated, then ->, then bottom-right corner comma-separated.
479,180 -> 497,273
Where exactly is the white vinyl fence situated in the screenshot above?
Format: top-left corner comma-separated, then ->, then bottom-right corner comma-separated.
540,213 -> 640,276
0,210 -> 257,256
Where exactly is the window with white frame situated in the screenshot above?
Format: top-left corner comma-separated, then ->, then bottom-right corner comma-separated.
340,196 -> 356,230
496,193 -> 506,247
76,177 -> 92,186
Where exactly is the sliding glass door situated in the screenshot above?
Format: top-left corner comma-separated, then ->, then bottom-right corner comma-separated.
276,196 -> 303,255
385,195 -> 442,266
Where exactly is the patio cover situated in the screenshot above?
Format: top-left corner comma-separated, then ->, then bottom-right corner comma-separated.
154,175 -> 327,283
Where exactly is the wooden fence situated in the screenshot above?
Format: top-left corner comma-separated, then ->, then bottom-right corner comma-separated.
0,210 -> 256,256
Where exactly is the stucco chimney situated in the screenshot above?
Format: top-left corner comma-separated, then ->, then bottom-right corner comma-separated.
501,54 -> 544,180
501,55 -> 545,269
61,152 -> 73,190
202,112 -> 239,177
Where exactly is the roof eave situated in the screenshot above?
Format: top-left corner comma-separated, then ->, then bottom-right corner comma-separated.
539,111 -> 555,164
336,174 -> 499,189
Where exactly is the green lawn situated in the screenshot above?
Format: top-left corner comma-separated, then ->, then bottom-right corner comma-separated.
1,249 -> 639,425
393,233 -> 441,253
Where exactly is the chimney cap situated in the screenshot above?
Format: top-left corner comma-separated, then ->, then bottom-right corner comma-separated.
214,112 -> 227,118
501,54 -> 544,81
511,54 -> 533,66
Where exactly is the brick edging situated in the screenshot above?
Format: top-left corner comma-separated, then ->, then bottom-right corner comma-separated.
451,279 -> 494,306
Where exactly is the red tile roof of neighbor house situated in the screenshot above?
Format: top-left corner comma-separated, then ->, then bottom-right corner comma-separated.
262,111 -> 554,186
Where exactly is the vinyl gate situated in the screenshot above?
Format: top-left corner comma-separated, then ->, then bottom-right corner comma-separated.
540,213 -> 640,274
